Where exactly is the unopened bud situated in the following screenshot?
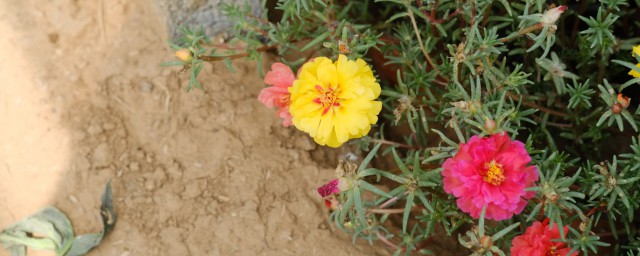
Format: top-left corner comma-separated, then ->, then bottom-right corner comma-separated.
479,236 -> 493,249
455,44 -> 466,62
469,101 -> 481,114
612,103 -> 623,114
542,5 -> 567,26
344,221 -> 353,228
338,40 -> 350,54
451,101 -> 469,111
617,93 -> 630,108
484,118 -> 496,133
579,220 -> 588,232
607,175 -> 617,187
175,48 -> 193,62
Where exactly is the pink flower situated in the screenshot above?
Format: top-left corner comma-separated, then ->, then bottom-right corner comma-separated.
258,63 -> 295,127
442,133 -> 538,221
511,219 -> 577,256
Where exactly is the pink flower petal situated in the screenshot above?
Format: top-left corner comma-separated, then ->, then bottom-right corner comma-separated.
264,63 -> 295,88
511,219 -> 577,256
317,179 -> 340,197
258,86 -> 289,108
258,62 -> 296,127
277,106 -> 293,127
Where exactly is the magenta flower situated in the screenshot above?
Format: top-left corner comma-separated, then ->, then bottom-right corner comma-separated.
442,133 -> 538,221
511,219 -> 577,256
258,63 -> 295,127
317,179 -> 341,209
317,179 -> 340,197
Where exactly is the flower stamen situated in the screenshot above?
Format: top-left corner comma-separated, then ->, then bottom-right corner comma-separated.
313,85 -> 340,115
483,160 -> 505,185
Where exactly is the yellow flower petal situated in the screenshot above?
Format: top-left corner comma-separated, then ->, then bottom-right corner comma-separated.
632,45 -> 640,58
629,63 -> 640,78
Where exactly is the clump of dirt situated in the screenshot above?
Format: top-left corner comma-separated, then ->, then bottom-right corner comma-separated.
0,0 -> 388,255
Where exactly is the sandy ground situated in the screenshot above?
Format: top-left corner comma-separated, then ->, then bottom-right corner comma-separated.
0,0 -> 387,255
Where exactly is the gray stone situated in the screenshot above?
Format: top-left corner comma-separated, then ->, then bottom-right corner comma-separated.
155,0 -> 262,39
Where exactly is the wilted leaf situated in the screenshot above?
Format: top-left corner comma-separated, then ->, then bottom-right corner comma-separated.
0,181 -> 116,256
67,180 -> 116,255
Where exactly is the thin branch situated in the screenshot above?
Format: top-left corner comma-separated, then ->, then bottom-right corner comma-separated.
376,231 -> 400,250
532,116 -> 573,128
369,139 -> 416,149
415,0 -> 461,24
378,191 -> 410,209
499,23 -> 544,43
506,92 -> 568,118
407,7 -> 440,74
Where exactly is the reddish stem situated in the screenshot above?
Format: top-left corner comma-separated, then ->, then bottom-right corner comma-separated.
198,45 -> 278,62
377,231 -> 400,250
378,191 -> 410,209
415,0 -> 461,24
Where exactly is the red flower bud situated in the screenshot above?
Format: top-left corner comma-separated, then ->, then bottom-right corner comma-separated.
484,118 -> 496,133
612,103 -> 623,114
480,236 -> 493,249
617,93 -> 630,108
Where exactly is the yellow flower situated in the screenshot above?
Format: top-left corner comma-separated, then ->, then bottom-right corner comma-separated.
633,45 -> 640,58
289,55 -> 382,147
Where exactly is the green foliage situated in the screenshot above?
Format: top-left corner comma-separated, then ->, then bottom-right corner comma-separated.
579,7 -> 618,54
167,0 -> 640,254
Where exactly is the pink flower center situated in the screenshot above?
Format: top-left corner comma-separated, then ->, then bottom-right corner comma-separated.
313,85 -> 340,115
483,160 -> 505,185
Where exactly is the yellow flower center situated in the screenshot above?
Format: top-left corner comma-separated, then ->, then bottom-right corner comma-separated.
546,246 -> 558,256
483,160 -> 505,185
313,85 -> 340,115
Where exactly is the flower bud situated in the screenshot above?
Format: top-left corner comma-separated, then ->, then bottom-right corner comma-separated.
455,43 -> 466,62
617,93 -> 630,108
338,40 -> 350,54
468,101 -> 481,114
451,101 -> 469,111
344,221 -> 353,229
175,48 -> 193,62
479,235 -> 493,249
612,103 -> 623,114
542,5 -> 567,26
484,118 -> 496,133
